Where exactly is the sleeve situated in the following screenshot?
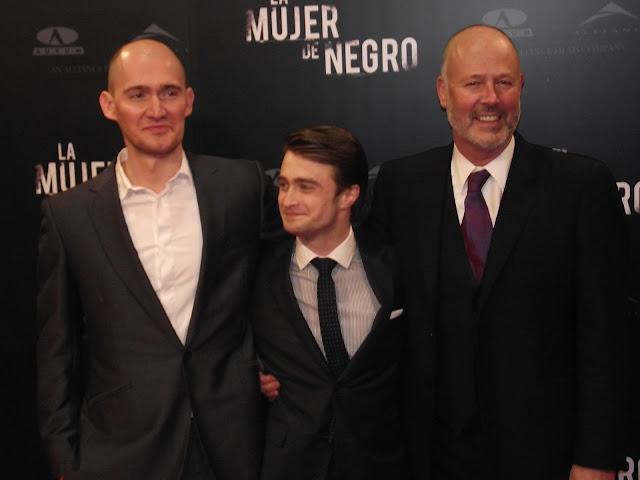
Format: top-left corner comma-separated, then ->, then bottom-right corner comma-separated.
36,197 -> 81,476
572,159 -> 631,470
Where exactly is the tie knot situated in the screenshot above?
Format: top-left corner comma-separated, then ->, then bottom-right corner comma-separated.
467,170 -> 490,193
311,257 -> 337,276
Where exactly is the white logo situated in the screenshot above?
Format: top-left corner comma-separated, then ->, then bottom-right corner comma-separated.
581,2 -> 639,26
138,23 -> 181,42
617,182 -> 640,216
35,143 -> 108,196
482,8 -> 533,38
33,27 -> 84,56
619,456 -> 640,479
245,1 -> 418,77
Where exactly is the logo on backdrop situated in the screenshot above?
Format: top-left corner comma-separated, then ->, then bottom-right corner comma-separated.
35,143 -> 109,196
245,0 -> 418,76
138,23 -> 181,42
33,27 -> 85,56
619,457 -> 640,480
581,2 -> 638,26
577,2 -> 639,35
617,181 -> 640,216
482,8 -> 534,38
513,2 -> 638,57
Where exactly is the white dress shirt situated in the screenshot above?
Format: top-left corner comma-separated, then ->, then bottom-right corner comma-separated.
450,136 -> 515,226
115,148 -> 203,344
290,227 -> 380,358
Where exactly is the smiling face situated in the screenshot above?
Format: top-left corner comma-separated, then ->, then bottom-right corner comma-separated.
99,39 -> 194,160
437,26 -> 524,165
277,150 -> 358,253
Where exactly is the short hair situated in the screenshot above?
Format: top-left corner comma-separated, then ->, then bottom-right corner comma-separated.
441,24 -> 519,76
106,36 -> 190,91
283,125 -> 369,215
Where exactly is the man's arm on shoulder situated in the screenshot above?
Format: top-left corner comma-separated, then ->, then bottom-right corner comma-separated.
573,159 -> 630,470
37,198 -> 81,477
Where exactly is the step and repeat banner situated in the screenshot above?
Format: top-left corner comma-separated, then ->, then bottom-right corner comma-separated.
7,0 -> 640,477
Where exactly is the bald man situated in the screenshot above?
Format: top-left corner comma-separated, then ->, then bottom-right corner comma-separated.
37,39 -> 269,479
369,25 -> 629,480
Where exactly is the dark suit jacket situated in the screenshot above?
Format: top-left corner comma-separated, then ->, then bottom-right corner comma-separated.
369,133 -> 630,479
252,231 -> 407,480
37,154 -> 269,480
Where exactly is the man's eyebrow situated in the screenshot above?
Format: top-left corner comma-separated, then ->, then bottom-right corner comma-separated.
122,83 -> 184,93
122,85 -> 147,93
276,175 -> 320,185
293,177 -> 320,186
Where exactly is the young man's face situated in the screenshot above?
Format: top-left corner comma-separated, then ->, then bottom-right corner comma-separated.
277,151 -> 356,246
99,40 -> 194,159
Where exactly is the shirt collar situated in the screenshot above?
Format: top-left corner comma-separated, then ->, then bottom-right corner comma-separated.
451,136 -> 515,195
115,148 -> 193,200
294,226 -> 356,271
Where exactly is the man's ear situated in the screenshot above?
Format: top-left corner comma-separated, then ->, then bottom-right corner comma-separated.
99,90 -> 117,121
436,75 -> 447,111
185,86 -> 195,118
340,184 -> 360,209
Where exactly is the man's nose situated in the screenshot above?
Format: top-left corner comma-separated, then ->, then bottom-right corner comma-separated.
280,188 -> 298,206
481,82 -> 499,104
147,95 -> 166,117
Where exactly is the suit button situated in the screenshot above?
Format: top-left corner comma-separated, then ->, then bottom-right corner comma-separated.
183,349 -> 192,362
321,420 -> 334,443
427,331 -> 434,337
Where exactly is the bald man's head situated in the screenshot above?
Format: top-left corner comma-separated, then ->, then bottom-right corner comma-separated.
107,39 -> 188,92
440,25 -> 521,79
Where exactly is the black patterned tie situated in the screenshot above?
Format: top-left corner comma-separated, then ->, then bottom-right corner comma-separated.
461,170 -> 493,281
311,258 -> 349,378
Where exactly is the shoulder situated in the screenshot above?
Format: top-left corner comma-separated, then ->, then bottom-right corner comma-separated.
256,236 -> 295,274
188,153 -> 262,177
354,228 -> 393,260
516,134 -> 614,187
42,163 -> 114,213
378,144 -> 452,177
188,154 -> 266,203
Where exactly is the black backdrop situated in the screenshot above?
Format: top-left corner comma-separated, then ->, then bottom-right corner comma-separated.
5,0 -> 640,477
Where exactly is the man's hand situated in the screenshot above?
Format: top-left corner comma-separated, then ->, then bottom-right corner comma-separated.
569,465 -> 616,480
259,372 -> 280,401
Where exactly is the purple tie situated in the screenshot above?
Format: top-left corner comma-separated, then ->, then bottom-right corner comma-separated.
461,170 -> 492,281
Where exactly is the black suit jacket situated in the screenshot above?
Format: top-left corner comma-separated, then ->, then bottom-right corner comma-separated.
369,134 -> 630,479
252,231 -> 407,480
37,154 -> 269,479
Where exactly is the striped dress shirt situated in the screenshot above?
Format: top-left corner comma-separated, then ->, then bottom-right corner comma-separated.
290,227 -> 380,358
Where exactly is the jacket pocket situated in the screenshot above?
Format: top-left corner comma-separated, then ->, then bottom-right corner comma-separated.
87,382 -> 132,408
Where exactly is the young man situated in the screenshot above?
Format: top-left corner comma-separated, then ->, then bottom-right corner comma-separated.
253,126 -> 407,480
37,38 -> 269,479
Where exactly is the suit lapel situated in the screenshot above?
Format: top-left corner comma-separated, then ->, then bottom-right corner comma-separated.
185,154 -> 225,344
416,148 -> 452,331
339,231 -> 393,376
88,163 -> 182,349
272,240 -> 333,377
478,134 -> 542,309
